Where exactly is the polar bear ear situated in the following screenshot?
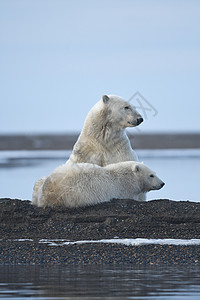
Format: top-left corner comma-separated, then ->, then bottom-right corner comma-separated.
102,95 -> 110,104
135,165 -> 140,172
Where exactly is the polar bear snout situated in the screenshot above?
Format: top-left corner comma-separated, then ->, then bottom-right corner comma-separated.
156,181 -> 165,190
137,117 -> 143,125
128,117 -> 143,126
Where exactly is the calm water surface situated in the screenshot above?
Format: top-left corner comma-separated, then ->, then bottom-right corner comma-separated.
0,265 -> 200,299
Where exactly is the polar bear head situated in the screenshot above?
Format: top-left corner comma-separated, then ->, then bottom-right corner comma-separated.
133,162 -> 165,192
102,95 -> 143,128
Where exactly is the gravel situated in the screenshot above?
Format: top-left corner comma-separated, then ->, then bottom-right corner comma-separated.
0,198 -> 200,265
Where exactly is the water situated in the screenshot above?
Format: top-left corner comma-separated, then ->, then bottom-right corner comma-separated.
0,149 -> 199,201
0,265 -> 200,299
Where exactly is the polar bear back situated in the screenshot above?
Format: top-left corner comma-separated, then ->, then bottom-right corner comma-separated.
37,163 -> 116,207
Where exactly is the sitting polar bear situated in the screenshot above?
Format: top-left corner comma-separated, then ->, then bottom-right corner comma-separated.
32,161 -> 165,208
68,95 -> 143,166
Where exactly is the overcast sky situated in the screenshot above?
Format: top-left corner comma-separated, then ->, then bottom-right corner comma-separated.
1,0 -> 200,133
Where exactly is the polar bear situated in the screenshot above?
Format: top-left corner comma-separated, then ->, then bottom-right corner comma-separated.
68,95 -> 143,166
32,161 -> 165,208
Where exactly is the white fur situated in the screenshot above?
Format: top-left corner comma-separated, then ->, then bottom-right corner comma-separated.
67,94 -> 146,200
32,161 -> 164,208
32,176 -> 47,206
68,95 -> 143,166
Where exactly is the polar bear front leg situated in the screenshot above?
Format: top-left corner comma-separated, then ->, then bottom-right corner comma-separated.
137,192 -> 147,201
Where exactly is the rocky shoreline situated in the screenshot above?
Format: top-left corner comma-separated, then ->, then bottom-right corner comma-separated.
0,198 -> 200,265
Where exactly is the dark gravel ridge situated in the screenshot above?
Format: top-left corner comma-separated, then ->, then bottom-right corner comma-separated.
0,198 -> 200,265
1,198 -> 200,240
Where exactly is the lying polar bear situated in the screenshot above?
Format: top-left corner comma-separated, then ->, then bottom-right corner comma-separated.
32,161 -> 164,208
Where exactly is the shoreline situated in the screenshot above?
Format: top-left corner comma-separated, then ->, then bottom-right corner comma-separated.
0,132 -> 200,150
0,198 -> 200,265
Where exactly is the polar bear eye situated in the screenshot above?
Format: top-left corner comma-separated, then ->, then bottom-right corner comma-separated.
150,174 -> 154,178
124,106 -> 130,110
